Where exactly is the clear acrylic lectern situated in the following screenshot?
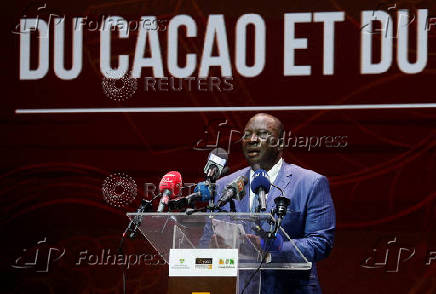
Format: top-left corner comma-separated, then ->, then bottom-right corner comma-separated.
127,212 -> 311,294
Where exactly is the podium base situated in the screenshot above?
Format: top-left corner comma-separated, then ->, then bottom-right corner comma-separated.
168,277 -> 237,294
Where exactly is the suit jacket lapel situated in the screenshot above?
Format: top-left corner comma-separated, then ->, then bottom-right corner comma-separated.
266,162 -> 293,212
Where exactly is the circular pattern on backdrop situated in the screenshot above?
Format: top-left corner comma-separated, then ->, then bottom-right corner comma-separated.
102,172 -> 137,208
101,71 -> 137,102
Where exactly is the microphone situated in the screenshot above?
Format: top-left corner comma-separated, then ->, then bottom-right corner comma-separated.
157,171 -> 182,212
216,176 -> 248,208
251,165 -> 271,212
270,196 -> 291,236
192,181 -> 215,203
168,181 -> 212,210
188,181 -> 213,205
123,199 -> 153,239
204,147 -> 228,182
202,148 -> 229,208
274,196 -> 290,219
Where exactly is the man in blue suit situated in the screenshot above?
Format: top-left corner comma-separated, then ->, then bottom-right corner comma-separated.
209,113 -> 336,294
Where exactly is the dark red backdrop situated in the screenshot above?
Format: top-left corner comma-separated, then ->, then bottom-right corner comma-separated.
2,0 -> 436,293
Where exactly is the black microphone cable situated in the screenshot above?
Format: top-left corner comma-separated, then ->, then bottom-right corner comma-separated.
241,236 -> 273,294
241,184 -> 286,294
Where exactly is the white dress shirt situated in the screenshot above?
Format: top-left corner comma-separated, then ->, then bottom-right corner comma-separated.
249,158 -> 283,211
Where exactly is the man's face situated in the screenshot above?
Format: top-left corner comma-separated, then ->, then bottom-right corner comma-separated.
242,115 -> 282,170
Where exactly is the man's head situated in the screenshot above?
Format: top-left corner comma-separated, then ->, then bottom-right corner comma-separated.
242,113 -> 284,171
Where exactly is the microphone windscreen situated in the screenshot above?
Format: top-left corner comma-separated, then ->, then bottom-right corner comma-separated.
204,148 -> 228,180
194,181 -> 211,201
228,176 -> 248,201
251,169 -> 271,193
235,176 -> 248,193
159,171 -> 183,196
211,147 -> 228,161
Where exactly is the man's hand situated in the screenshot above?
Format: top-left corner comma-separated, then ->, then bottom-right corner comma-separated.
209,234 -> 232,248
245,233 -> 284,252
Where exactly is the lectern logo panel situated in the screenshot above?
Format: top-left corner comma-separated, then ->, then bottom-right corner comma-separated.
195,258 -> 213,269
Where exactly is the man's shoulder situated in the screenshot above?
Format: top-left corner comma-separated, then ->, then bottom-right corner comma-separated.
216,166 -> 251,187
285,162 -> 325,181
284,162 -> 329,195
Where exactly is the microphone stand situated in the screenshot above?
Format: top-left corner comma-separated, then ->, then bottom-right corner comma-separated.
242,195 -> 290,294
118,196 -> 157,294
186,164 -> 230,215
229,199 -> 236,212
207,178 -> 216,211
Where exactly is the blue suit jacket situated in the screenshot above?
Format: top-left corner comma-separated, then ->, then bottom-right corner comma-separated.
208,161 -> 336,294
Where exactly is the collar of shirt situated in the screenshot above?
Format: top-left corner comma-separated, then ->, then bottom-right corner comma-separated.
249,158 -> 283,211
